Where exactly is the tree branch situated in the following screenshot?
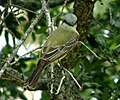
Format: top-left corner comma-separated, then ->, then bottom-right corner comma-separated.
11,46 -> 42,66
1,67 -> 49,90
0,0 -> 46,85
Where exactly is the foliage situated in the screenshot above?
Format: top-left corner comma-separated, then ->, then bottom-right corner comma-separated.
0,0 -> 120,99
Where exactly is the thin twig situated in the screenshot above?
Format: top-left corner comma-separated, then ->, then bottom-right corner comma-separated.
51,0 -> 68,28
11,4 -> 37,14
50,63 -> 54,94
54,0 -> 68,20
42,0 -> 52,34
11,46 -> 42,65
78,41 -> 101,59
0,4 -> 45,77
55,75 -> 65,95
62,67 -> 82,89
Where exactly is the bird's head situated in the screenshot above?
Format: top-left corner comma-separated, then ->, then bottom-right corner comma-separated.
63,13 -> 77,26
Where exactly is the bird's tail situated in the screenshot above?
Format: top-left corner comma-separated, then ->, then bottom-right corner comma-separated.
24,59 -> 47,90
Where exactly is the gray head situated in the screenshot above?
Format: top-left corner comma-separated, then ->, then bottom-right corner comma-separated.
64,13 -> 77,26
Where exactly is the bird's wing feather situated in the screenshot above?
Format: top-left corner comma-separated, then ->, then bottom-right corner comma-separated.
41,36 -> 78,62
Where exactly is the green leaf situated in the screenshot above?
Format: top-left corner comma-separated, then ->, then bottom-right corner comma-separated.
2,44 -> 12,56
72,57 -> 81,77
41,91 -> 50,100
102,87 -> 110,100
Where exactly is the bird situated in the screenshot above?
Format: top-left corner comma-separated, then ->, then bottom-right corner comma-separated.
24,13 -> 79,90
